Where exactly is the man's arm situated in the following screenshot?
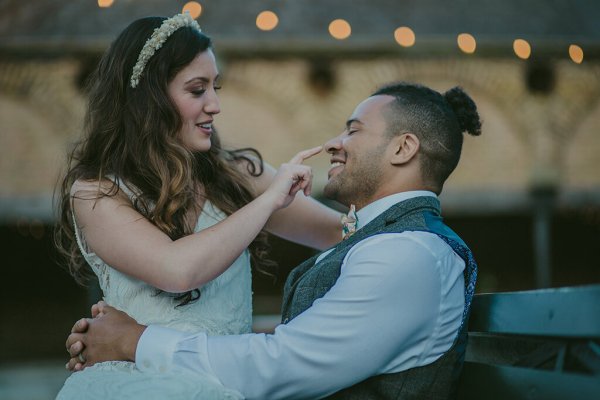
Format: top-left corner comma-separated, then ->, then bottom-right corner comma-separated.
68,232 -> 463,399
143,233 -> 462,399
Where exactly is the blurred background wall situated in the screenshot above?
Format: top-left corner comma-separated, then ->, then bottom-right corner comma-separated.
0,0 -> 599,395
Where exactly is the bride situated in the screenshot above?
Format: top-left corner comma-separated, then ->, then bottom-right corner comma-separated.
55,13 -> 340,399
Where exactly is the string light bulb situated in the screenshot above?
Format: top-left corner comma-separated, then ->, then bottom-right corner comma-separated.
329,19 -> 351,40
97,0 -> 114,7
513,39 -> 531,59
394,27 -> 415,47
256,11 -> 279,31
182,2 -> 202,19
457,33 -> 476,54
569,44 -> 584,64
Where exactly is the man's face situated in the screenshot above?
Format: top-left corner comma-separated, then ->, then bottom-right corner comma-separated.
323,95 -> 394,208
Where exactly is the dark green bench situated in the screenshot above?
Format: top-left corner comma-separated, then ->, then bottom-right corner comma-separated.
457,284 -> 600,400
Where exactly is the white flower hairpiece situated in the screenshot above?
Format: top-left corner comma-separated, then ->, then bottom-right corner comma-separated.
130,12 -> 202,88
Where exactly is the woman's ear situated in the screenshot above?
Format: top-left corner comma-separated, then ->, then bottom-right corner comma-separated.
390,133 -> 420,165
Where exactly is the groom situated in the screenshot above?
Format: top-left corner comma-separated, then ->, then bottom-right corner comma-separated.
66,81 -> 481,399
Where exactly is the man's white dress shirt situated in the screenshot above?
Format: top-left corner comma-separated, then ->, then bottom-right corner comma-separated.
136,191 -> 466,399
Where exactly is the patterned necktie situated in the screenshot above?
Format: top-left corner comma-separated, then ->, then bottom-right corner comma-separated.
341,204 -> 358,240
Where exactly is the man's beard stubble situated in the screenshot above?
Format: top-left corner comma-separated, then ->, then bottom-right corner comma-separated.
323,150 -> 384,209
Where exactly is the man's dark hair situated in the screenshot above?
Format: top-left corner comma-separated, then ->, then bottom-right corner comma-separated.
372,82 -> 482,192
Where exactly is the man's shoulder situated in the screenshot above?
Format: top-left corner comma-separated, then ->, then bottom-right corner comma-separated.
356,230 -> 448,246
346,230 -> 452,262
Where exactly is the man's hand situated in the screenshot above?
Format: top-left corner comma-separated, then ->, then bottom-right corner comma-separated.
65,301 -> 146,371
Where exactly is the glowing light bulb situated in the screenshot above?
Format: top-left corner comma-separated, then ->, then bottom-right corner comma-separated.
98,0 -> 114,8
457,33 -> 476,54
182,2 -> 202,19
329,19 -> 351,40
513,39 -> 531,60
394,27 -> 415,47
256,11 -> 279,31
569,44 -> 584,64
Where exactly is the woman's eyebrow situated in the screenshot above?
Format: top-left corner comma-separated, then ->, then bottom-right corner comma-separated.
184,74 -> 220,85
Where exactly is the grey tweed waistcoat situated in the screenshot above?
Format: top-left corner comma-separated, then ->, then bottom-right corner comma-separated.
281,196 -> 478,399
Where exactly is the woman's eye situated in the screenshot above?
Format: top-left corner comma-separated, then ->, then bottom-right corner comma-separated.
348,129 -> 358,135
214,85 -> 222,91
191,89 -> 206,96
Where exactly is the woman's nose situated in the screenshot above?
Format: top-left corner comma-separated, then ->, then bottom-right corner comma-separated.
204,89 -> 221,115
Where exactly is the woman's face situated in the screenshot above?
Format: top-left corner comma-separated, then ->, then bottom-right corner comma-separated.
167,49 -> 221,152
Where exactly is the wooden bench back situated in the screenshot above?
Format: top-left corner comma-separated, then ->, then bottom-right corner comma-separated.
457,284 -> 600,400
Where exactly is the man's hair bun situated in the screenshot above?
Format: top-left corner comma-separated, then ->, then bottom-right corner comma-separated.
443,87 -> 482,136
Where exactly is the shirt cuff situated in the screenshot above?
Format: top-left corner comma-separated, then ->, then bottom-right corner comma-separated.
135,325 -> 186,373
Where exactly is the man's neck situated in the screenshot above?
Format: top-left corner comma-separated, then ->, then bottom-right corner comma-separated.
352,185 -> 434,211
353,191 -> 437,229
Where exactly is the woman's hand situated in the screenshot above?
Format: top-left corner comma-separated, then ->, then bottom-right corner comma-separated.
263,146 -> 322,210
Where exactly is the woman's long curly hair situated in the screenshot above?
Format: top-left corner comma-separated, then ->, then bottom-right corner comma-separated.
55,17 -> 275,305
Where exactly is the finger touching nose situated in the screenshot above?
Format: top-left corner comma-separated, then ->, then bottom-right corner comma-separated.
289,146 -> 323,164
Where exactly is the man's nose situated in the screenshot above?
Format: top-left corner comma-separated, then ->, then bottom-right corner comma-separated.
324,133 -> 343,154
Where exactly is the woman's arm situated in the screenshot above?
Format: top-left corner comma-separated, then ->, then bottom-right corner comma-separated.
72,148 -> 321,293
242,161 -> 342,251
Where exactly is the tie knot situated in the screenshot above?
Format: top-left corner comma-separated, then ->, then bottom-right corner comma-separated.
341,204 -> 358,240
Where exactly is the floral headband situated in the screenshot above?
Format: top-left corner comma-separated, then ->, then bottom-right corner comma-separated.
130,12 -> 202,88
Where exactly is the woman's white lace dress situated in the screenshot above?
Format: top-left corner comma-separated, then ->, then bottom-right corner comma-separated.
57,188 -> 252,400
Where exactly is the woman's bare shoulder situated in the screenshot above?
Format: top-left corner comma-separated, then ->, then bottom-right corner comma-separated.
70,178 -> 124,202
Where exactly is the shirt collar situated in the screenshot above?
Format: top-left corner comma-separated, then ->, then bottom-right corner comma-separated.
356,191 -> 437,230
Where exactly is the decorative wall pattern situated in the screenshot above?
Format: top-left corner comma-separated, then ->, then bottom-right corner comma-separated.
0,59 -> 85,195
1,57 -> 598,205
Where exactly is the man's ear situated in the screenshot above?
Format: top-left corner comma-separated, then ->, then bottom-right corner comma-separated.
390,133 -> 420,165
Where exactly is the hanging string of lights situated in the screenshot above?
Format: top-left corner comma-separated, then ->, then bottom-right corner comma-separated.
96,1 -> 586,64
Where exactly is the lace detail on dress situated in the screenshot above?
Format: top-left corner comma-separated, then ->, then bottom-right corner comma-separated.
59,178 -> 253,399
72,213 -> 111,291
69,178 -> 252,334
58,360 -> 243,399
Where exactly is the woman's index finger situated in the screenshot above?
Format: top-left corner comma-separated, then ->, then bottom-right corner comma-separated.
288,146 -> 323,164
